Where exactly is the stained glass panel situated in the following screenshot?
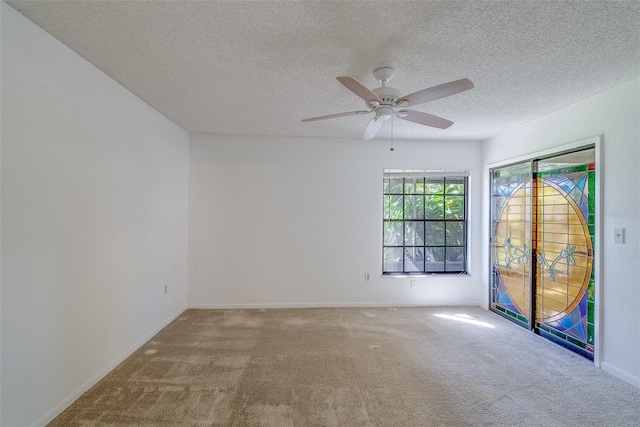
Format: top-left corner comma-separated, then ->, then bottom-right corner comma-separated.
535,149 -> 595,359
489,147 -> 596,360
490,161 -> 532,327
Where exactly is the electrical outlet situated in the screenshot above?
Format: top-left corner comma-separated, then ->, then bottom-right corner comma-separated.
410,280 -> 416,288
364,273 -> 371,282
164,285 -> 168,294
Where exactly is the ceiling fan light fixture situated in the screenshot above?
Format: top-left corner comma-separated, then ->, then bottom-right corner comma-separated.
396,110 -> 409,118
376,107 -> 393,120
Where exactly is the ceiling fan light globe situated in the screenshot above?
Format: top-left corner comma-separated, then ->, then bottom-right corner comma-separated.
376,106 -> 394,120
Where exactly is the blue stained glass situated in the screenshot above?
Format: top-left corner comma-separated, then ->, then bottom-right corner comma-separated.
502,182 -> 519,197
558,178 -> 576,195
493,273 -> 522,315
495,283 -> 523,316
579,196 -> 588,222
576,175 -> 587,191
559,317 -> 572,329
547,292 -> 589,341
564,314 -> 587,341
560,315 -> 587,341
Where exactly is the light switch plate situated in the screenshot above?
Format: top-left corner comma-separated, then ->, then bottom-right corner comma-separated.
614,228 -> 625,244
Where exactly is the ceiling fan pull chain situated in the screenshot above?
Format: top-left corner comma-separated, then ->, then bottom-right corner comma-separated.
390,116 -> 395,152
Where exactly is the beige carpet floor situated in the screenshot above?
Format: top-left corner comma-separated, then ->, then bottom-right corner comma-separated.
50,307 -> 640,426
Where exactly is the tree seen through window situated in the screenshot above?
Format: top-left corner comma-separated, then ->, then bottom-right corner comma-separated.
383,172 -> 468,274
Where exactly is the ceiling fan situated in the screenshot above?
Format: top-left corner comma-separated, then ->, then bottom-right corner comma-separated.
302,67 -> 474,140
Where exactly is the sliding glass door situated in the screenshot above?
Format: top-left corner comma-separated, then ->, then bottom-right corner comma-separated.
490,162 -> 532,327
490,147 -> 596,360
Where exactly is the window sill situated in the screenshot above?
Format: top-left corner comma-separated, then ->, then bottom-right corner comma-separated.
381,272 -> 470,278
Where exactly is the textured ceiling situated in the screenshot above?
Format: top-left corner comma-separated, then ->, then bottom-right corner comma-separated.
6,0 -> 640,141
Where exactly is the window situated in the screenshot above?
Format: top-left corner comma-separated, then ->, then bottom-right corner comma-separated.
383,170 -> 468,275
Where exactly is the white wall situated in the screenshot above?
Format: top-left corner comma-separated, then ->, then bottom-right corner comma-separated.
189,134 -> 483,308
482,78 -> 640,387
1,4 -> 190,426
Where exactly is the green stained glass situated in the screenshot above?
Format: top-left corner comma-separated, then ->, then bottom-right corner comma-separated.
567,336 -> 587,349
588,171 -> 595,210
570,187 -> 583,205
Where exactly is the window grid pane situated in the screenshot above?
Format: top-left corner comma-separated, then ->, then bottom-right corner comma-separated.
383,175 -> 467,274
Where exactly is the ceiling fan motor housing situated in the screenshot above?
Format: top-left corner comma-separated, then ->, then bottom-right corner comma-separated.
370,86 -> 405,120
371,86 -> 402,105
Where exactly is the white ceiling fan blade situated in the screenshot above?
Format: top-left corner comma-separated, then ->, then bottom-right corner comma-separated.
301,110 -> 370,122
336,76 -> 383,104
362,117 -> 383,140
396,78 -> 474,107
398,110 -> 453,129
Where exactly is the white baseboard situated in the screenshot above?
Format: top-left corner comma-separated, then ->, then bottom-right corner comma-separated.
33,307 -> 187,427
600,362 -> 640,388
188,301 -> 481,309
